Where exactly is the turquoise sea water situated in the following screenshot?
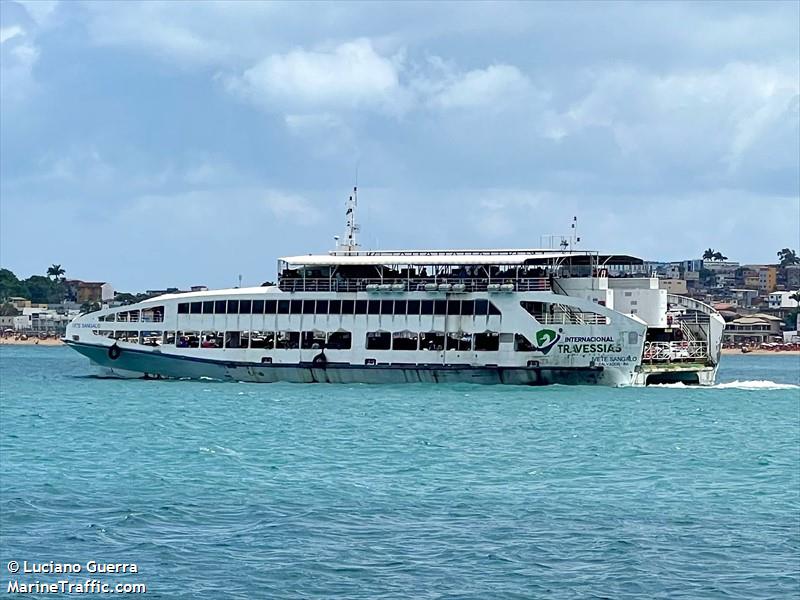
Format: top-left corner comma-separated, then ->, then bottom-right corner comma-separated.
1,346 -> 798,599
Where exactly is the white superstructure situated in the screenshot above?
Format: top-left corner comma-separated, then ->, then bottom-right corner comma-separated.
65,193 -> 724,386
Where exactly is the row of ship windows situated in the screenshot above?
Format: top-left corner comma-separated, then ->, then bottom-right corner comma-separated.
177,299 -> 502,317
94,329 -> 553,352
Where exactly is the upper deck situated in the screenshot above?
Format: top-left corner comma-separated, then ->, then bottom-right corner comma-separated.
277,250 -> 644,293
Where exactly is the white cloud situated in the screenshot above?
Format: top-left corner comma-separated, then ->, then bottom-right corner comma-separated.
429,64 -> 537,110
227,38 -> 406,114
0,25 -> 24,44
555,62 -> 800,179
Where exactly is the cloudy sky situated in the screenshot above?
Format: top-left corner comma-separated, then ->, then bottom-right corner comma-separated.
1,1 -> 798,291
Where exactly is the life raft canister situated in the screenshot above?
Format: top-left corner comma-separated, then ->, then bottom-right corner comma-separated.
108,344 -> 121,360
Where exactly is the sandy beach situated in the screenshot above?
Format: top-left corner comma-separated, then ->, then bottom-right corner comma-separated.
721,348 -> 800,356
0,337 -> 64,346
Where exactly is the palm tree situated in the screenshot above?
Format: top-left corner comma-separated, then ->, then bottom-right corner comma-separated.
778,248 -> 799,267
702,248 -> 715,260
712,251 -> 728,262
46,264 -> 65,281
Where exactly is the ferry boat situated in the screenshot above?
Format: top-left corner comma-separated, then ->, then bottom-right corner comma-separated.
64,191 -> 724,386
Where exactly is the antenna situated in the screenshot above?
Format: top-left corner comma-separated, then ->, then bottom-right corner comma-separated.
571,216 -> 580,249
341,186 -> 360,253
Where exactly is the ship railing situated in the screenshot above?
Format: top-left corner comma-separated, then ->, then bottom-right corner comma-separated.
643,341 -> 708,362
277,277 -> 552,293
533,311 -> 609,326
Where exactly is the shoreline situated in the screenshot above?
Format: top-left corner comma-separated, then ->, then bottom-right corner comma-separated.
0,337 -> 798,356
721,348 -> 799,356
0,337 -> 64,346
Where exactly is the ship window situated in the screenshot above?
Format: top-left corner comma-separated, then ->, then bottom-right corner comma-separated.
419,331 -> 445,351
105,313 -> 116,322
341,300 -> 354,315
99,330 -> 114,338
302,300 -> 315,315
393,300 -> 407,315
140,331 -> 161,346
474,331 -> 500,351
392,331 -> 418,350
514,334 -> 534,351
264,300 -> 276,314
215,300 -> 227,314
461,300 -> 475,316
446,332 -> 471,351
447,300 -> 461,315
287,300 -> 300,314
225,331 -> 242,348
240,300 -> 252,314
327,331 -> 352,349
114,330 -> 138,342
228,300 -> 239,314
366,331 -> 391,350
315,300 -> 329,314
488,302 -> 501,316
202,301 -> 213,314
176,331 -> 199,348
143,306 -> 164,322
434,300 -> 447,315
163,331 -> 176,345
421,300 -> 434,315
355,300 -> 368,314
241,330 -> 252,347
407,300 -> 421,315
474,299 -> 489,316
200,331 -> 223,348
250,331 -> 274,348
190,302 -> 202,314
301,330 -> 326,349
382,300 -> 394,314
367,300 -> 380,315
276,331 -> 299,349
277,300 -> 290,314
252,300 -> 264,314
329,300 -> 341,314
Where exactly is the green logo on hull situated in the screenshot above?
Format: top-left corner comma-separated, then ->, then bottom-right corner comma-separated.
534,329 -> 560,354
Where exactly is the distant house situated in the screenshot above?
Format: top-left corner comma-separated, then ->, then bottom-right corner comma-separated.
768,291 -> 799,309
758,267 -> 777,293
66,280 -> 114,303
659,278 -> 688,294
786,265 -> 800,288
724,313 -> 784,344
729,288 -> 760,308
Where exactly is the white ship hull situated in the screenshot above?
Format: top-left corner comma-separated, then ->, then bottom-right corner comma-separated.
64,245 -> 724,387
66,339 -> 632,386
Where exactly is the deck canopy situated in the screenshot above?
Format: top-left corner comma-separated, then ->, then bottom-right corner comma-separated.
280,250 -> 643,269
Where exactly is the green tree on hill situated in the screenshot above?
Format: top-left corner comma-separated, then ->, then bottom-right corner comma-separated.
46,264 -> 66,281
702,248 -> 715,260
778,248 -> 799,267
0,269 -> 27,300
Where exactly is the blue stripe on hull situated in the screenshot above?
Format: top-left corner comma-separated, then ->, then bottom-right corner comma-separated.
65,341 -> 623,386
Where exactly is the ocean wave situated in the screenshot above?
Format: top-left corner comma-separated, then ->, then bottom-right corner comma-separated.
713,380 -> 799,390
650,380 -> 798,390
